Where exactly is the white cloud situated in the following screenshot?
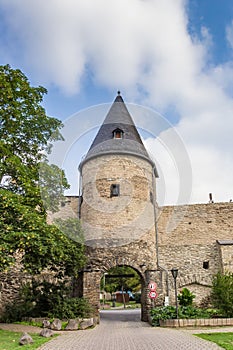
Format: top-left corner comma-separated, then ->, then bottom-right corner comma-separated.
1,0 -> 233,204
0,0 -> 191,96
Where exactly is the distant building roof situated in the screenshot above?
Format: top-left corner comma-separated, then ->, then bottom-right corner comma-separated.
79,92 -> 158,176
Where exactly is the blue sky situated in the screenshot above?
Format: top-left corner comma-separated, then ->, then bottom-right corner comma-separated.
187,0 -> 233,61
1,0 -> 233,205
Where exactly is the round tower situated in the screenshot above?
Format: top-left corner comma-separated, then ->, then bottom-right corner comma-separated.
78,93 -> 161,321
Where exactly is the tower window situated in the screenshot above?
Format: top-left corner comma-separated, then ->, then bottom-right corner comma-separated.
203,261 -> 209,269
113,128 -> 123,139
110,184 -> 120,197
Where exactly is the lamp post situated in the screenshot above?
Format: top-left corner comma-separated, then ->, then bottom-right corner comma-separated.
171,268 -> 179,319
103,273 -> 108,308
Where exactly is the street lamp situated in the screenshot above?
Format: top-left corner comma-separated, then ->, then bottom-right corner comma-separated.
171,268 -> 179,319
103,273 -> 108,308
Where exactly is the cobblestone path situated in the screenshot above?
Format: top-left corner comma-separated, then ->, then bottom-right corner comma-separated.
38,309 -> 222,350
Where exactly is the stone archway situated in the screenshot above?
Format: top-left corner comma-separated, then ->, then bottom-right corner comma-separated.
78,265 -> 148,321
75,247 -> 166,322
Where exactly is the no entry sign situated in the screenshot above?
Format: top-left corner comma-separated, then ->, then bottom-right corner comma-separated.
148,281 -> 157,291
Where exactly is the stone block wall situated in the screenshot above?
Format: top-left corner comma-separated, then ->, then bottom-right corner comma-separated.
217,240 -> 233,272
0,269 -> 31,316
157,202 -> 233,305
158,202 -> 233,245
80,154 -> 157,248
47,196 -> 79,224
47,196 -> 233,315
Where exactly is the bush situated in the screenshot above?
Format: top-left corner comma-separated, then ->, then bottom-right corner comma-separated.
179,306 -> 211,319
150,306 -> 177,326
178,288 -> 195,306
0,279 -> 93,322
0,299 -> 34,323
150,305 -> 216,326
49,297 -> 93,319
211,271 -> 233,317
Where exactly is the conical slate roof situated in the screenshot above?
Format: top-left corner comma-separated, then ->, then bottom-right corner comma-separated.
79,92 -> 157,175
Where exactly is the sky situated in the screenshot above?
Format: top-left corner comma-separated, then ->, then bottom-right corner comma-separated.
0,0 -> 233,206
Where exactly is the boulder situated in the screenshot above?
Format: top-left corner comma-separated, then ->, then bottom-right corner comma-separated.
79,318 -> 94,330
65,319 -> 79,330
19,332 -> 33,345
42,320 -> 51,328
40,329 -> 54,338
50,319 -> 62,331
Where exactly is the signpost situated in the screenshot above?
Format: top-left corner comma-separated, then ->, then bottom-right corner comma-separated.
148,281 -> 158,304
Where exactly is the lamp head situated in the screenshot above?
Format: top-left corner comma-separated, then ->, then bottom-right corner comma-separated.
171,268 -> 178,279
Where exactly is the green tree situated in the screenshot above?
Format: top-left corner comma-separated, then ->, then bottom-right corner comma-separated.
211,271 -> 233,317
0,64 -> 85,275
103,266 -> 141,293
0,64 -> 66,211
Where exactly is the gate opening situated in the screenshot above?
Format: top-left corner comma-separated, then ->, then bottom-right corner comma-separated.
100,265 -> 143,317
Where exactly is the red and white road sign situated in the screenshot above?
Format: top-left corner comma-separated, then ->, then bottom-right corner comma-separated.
149,291 -> 158,299
148,281 -> 157,291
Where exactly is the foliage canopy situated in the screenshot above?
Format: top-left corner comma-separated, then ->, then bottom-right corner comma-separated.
0,64 -> 85,275
102,266 -> 141,294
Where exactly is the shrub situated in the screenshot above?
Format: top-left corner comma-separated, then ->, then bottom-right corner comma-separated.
178,288 -> 195,306
0,279 -> 93,322
0,299 -> 34,323
150,305 -> 215,326
211,271 -> 233,317
49,297 -> 93,319
150,306 -> 177,326
179,306 -> 211,319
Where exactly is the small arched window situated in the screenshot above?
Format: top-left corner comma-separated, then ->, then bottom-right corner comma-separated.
113,128 -> 123,139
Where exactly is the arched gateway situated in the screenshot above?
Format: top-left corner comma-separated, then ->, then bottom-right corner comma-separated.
76,92 -> 166,321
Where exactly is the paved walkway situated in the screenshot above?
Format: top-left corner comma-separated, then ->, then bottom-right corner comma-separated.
2,310 -> 232,349
31,309 -> 224,350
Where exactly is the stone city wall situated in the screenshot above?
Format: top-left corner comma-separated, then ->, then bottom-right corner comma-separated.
2,194 -> 232,318
157,202 -> 233,304
157,202 -> 233,245
0,269 -> 31,316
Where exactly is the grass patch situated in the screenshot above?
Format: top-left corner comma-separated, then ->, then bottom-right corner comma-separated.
14,320 -> 43,328
196,332 -> 233,350
0,329 -> 56,350
126,303 -> 141,309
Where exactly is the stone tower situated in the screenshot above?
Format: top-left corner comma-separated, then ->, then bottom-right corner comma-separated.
78,92 -> 162,321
